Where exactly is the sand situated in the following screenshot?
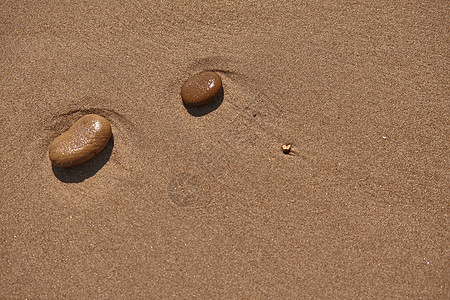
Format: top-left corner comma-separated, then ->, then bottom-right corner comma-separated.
0,1 -> 448,298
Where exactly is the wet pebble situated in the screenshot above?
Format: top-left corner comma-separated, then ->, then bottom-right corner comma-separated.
181,71 -> 222,106
49,114 -> 112,167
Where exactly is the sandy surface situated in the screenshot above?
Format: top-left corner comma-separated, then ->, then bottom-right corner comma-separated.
1,1 -> 448,298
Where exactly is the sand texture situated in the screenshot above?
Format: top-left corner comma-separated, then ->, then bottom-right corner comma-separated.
0,1 -> 448,298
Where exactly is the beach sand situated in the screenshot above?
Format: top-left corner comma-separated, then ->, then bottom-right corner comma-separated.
0,1 -> 448,298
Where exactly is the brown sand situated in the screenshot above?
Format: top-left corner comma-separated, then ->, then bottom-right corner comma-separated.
0,1 -> 448,298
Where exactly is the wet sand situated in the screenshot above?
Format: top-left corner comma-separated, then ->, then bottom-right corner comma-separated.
0,1 -> 448,298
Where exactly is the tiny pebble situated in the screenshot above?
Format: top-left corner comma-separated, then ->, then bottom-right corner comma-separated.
181,71 -> 222,106
282,144 -> 292,154
49,114 -> 112,167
